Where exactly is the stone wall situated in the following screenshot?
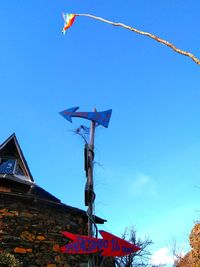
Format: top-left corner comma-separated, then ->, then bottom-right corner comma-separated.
0,193 -> 88,267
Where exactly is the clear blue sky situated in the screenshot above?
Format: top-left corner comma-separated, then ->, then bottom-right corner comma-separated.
1,1 -> 200,265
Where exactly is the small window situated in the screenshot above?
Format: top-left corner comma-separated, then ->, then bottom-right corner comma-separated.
0,159 -> 17,174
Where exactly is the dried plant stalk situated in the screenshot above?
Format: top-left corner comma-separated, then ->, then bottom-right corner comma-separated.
77,13 -> 200,65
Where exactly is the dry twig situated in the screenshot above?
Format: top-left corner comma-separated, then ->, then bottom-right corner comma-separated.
77,13 -> 200,65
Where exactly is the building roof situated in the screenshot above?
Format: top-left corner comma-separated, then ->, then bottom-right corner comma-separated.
0,134 -> 106,224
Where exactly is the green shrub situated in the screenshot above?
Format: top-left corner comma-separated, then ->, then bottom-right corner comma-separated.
0,252 -> 22,267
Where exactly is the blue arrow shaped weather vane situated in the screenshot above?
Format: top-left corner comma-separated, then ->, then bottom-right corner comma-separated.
59,107 -> 112,128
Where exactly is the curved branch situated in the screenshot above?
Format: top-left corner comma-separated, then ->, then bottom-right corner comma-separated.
77,13 -> 200,65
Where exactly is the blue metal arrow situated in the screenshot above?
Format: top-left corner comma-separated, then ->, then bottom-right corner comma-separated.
59,107 -> 112,128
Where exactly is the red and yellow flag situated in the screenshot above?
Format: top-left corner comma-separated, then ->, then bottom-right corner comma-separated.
62,13 -> 76,34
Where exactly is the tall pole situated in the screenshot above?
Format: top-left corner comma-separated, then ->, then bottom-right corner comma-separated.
88,108 -> 96,267
59,106 -> 112,266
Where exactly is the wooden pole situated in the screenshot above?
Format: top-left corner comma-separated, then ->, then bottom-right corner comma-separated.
88,108 -> 96,267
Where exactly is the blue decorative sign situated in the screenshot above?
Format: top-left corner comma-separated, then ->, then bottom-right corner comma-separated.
59,107 -> 112,128
0,159 -> 16,174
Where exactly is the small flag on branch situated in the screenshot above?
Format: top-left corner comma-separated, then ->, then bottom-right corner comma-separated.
61,12 -> 200,65
62,13 -> 76,34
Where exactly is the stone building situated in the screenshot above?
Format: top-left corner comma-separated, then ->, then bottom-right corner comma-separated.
0,134 -> 106,267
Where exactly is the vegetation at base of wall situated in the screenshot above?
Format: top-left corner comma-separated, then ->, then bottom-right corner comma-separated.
0,252 -> 22,267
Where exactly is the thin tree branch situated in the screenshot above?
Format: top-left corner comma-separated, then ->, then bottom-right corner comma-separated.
77,13 -> 200,65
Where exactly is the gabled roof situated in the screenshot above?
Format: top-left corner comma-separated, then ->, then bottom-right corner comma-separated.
0,133 -> 34,182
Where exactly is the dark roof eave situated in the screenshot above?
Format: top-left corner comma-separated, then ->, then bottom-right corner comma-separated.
0,191 -> 106,224
0,175 -> 60,203
0,174 -> 34,186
